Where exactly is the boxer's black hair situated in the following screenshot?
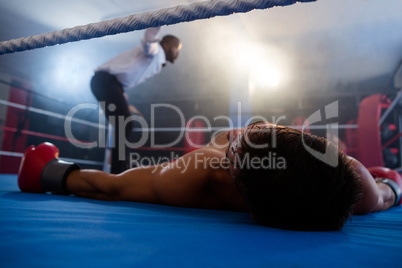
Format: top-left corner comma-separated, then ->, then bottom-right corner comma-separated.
231,123 -> 363,231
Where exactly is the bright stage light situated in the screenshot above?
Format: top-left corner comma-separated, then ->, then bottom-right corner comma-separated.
230,40 -> 282,92
249,61 -> 281,88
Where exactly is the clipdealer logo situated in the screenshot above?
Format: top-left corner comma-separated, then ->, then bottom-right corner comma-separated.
63,101 -> 340,167
302,101 -> 339,167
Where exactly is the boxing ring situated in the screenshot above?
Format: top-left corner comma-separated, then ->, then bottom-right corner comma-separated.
0,174 -> 401,267
1,0 -> 402,267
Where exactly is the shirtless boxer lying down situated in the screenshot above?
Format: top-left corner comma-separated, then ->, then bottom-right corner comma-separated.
18,122 -> 401,231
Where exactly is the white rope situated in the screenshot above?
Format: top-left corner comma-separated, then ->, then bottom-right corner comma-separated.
0,0 -> 315,55
133,124 -> 358,132
0,151 -> 103,166
0,99 -> 106,129
0,99 -> 358,132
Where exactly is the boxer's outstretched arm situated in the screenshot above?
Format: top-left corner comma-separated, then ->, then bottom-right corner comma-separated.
65,149 -> 231,209
350,158 -> 396,214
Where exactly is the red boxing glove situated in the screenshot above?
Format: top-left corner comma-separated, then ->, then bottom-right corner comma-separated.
18,142 -> 79,194
368,167 -> 402,206
18,142 -> 59,193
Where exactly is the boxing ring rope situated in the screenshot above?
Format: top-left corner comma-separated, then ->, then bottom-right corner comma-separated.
0,99 -> 105,167
0,125 -> 91,144
0,96 -> 361,167
0,99 -> 360,132
0,82 -> 400,171
0,150 -> 103,166
0,78 -> 74,107
132,125 -> 358,132
0,99 -> 105,129
0,95 -> 400,171
0,98 -> 361,134
0,0 -> 315,55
